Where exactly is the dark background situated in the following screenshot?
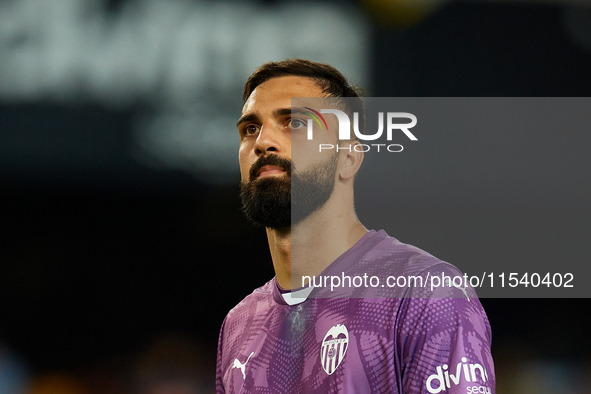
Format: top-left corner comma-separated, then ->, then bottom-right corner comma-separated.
1,1 -> 590,393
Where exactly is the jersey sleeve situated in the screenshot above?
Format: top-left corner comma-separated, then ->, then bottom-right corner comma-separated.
216,316 -> 227,394
396,263 -> 495,394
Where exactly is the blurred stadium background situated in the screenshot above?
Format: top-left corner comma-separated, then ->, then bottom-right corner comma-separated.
1,0 -> 591,392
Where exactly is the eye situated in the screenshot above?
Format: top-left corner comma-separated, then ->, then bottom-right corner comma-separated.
243,124 -> 260,136
289,118 -> 306,129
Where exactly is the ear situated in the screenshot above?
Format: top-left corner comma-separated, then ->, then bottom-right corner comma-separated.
338,141 -> 364,180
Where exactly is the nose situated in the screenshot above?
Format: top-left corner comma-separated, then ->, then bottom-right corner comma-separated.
254,124 -> 282,157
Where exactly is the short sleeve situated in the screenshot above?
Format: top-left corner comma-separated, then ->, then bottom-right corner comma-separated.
216,316 -> 227,394
396,263 -> 495,394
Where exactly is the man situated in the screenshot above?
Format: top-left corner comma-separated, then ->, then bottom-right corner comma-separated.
216,59 -> 495,393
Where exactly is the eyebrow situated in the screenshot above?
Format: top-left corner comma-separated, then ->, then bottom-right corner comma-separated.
236,107 -> 311,128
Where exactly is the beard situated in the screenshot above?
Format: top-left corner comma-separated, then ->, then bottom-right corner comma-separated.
240,152 -> 339,229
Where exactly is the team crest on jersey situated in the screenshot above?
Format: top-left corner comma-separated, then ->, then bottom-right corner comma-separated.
320,324 -> 349,375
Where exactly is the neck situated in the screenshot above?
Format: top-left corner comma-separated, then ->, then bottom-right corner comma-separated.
267,198 -> 367,290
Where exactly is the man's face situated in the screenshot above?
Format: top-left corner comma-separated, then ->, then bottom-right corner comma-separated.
237,76 -> 340,228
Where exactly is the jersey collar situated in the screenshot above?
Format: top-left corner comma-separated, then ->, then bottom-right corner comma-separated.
272,229 -> 388,305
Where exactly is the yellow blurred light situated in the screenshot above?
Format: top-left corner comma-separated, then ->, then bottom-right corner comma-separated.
361,0 -> 443,28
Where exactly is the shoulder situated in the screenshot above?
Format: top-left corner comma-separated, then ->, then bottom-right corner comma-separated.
363,232 -> 447,273
345,231 -> 471,298
218,278 -> 278,343
223,278 -> 275,323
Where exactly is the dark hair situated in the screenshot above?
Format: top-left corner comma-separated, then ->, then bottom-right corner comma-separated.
243,59 -> 363,102
243,59 -> 365,135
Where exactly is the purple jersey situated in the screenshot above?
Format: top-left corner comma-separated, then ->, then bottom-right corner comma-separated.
216,230 -> 495,393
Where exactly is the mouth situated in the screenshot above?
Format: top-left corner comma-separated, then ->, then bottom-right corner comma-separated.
256,165 -> 287,178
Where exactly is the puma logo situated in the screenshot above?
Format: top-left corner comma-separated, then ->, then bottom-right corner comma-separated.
232,352 -> 254,380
